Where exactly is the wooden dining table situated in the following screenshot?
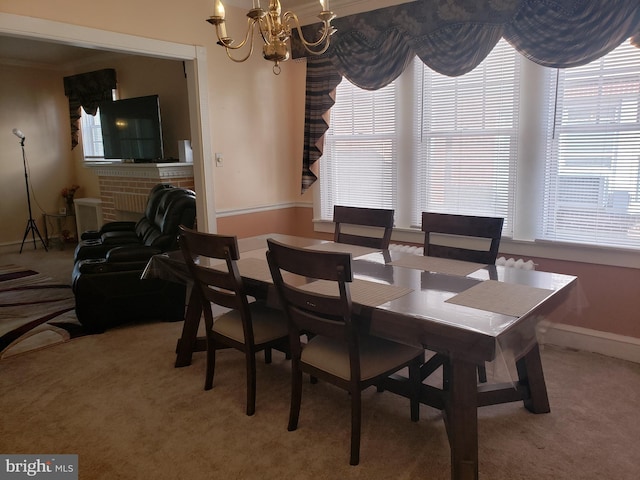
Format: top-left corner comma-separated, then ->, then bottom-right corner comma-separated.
143,233 -> 578,480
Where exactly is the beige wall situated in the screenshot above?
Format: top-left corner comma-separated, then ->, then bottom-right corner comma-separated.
0,0 -> 310,247
0,55 -> 192,246
0,63 -> 72,245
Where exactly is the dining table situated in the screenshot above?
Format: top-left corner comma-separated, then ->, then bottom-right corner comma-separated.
142,233 -> 578,480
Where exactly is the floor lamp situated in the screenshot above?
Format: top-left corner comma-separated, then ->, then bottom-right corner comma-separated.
13,129 -> 47,253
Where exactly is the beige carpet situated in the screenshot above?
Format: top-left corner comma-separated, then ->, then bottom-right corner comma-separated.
1,318 -> 639,479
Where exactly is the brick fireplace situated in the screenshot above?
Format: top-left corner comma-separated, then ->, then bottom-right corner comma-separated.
87,163 -> 194,223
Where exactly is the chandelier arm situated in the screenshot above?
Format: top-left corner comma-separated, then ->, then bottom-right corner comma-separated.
224,36 -> 256,63
283,11 -> 331,50
257,16 -> 271,45
218,17 -> 259,51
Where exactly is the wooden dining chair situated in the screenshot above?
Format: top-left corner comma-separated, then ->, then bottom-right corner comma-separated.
421,211 -> 504,265
266,238 -> 423,466
421,212 -> 504,383
179,226 -> 289,416
333,205 -> 395,249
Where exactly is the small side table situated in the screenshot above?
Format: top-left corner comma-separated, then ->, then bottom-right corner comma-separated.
42,212 -> 77,250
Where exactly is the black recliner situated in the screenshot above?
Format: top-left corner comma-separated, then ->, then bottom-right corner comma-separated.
72,184 -> 196,333
74,183 -> 180,262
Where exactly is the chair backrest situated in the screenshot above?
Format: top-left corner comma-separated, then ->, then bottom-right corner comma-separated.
144,184 -> 175,219
133,184 -> 175,235
267,238 -> 358,362
144,189 -> 196,250
421,212 -> 504,264
333,205 -> 394,249
179,226 -> 253,335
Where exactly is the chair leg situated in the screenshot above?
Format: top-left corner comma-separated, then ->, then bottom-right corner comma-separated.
350,388 -> 361,466
246,352 -> 257,416
477,364 -> 488,383
409,359 -> 421,422
264,347 -> 272,364
204,337 -> 216,391
288,359 -> 302,431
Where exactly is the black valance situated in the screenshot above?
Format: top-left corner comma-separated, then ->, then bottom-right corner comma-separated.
63,68 -> 117,150
294,0 -> 640,192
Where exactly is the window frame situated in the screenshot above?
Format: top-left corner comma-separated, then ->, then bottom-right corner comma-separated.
313,40 -> 640,268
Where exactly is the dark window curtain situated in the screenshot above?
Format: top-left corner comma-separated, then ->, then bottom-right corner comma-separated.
294,0 -> 640,192
301,57 -> 343,193
63,69 -> 117,150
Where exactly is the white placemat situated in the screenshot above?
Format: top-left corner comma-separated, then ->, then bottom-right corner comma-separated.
388,254 -> 486,276
212,257 -> 274,283
299,278 -> 413,307
445,280 -> 554,317
303,242 -> 380,258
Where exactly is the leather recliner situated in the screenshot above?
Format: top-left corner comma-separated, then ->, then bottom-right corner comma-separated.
74,183 -> 183,262
72,184 -> 196,333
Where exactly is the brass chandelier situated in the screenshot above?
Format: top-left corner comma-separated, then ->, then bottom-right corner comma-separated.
207,0 -> 336,74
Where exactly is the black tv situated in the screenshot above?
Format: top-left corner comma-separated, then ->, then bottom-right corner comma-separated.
99,95 -> 164,163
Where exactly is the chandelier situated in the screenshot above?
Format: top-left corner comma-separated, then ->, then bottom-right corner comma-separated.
207,0 -> 336,74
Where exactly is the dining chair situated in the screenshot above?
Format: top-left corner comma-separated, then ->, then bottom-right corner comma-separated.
421,211 -> 504,264
421,211 -> 504,383
266,238 -> 424,466
333,205 -> 395,249
178,226 -> 289,416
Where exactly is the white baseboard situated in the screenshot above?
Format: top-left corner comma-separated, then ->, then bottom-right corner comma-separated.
538,321 -> 640,364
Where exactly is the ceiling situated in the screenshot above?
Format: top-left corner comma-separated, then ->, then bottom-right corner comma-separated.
0,0 -> 415,68
0,36 -> 120,69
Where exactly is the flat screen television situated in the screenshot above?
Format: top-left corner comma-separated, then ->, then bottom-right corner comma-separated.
99,95 -> 164,163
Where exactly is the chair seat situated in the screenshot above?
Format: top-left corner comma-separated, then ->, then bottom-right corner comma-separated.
213,301 -> 289,345
302,334 -> 424,381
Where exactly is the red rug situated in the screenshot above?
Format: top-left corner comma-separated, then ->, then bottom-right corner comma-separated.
0,264 -> 83,359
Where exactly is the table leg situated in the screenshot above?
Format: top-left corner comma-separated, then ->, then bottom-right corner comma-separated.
516,343 -> 550,413
174,289 -> 203,368
42,214 -> 49,248
446,357 -> 479,480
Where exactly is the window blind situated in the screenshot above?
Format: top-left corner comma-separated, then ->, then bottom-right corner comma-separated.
80,107 -> 105,159
320,79 -> 398,219
541,40 -> 640,248
412,40 -> 519,234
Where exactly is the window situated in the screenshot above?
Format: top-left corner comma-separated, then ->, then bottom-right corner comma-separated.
80,107 -> 104,159
79,89 -> 116,161
320,80 -> 398,219
541,41 -> 640,248
320,39 -> 640,251
412,42 -> 520,234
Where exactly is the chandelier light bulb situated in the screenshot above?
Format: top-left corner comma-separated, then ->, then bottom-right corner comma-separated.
214,0 -> 225,19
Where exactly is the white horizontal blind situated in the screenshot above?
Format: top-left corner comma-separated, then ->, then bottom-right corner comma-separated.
412,39 -> 519,234
80,107 -> 105,159
320,79 -> 398,220
541,41 -> 640,248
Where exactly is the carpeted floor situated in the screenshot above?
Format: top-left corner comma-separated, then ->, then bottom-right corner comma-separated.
1,247 -> 640,478
1,318 -> 639,479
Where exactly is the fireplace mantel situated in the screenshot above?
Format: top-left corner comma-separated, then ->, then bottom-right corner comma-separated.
86,162 -> 193,179
86,162 -> 195,222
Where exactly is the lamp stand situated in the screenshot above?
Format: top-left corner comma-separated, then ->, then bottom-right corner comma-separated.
18,137 -> 47,253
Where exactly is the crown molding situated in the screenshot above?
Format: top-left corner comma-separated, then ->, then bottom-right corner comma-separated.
223,0 -> 416,24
